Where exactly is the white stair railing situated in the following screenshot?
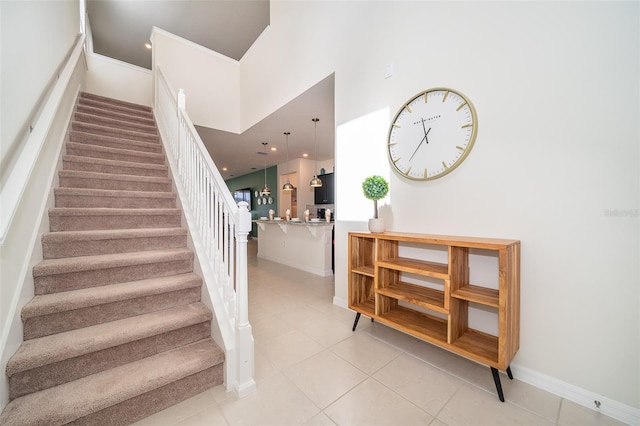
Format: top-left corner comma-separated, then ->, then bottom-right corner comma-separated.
153,66 -> 255,397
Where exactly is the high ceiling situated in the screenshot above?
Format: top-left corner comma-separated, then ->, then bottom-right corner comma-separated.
87,0 -> 270,68
87,0 -> 335,180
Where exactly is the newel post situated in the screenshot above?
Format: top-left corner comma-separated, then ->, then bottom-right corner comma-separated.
234,201 -> 256,397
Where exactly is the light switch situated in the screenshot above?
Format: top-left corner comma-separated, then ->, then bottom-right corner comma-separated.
385,63 -> 394,79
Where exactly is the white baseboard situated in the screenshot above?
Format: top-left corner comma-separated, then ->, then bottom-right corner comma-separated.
511,365 -> 639,425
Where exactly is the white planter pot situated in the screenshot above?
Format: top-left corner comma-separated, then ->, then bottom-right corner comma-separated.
368,218 -> 385,233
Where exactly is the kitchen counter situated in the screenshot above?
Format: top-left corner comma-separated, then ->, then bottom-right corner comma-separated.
255,219 -> 334,276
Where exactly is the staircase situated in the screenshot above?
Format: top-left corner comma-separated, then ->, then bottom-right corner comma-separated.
0,92 -> 224,425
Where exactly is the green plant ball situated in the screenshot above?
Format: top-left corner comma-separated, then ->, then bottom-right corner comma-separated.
362,175 -> 389,201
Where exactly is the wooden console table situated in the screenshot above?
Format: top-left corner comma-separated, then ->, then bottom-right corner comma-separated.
348,231 -> 520,401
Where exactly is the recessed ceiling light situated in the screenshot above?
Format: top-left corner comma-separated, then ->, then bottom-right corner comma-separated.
303,153 -> 309,157
222,167 -> 228,171
144,42 -> 152,50
271,147 -> 277,151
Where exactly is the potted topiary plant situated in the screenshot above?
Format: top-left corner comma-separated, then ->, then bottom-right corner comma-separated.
362,175 -> 389,233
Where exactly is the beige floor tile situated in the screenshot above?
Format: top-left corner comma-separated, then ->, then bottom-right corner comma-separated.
373,353 -> 463,416
218,372 -> 320,425
274,304 -> 332,330
406,338 -> 483,381
301,316 -> 356,348
498,376 -> 562,423
284,350 -> 368,408
253,349 -> 280,383
436,384 -> 553,425
174,404 -> 228,426
251,312 -> 297,342
365,321 -> 427,352
303,411 -> 337,425
258,328 -> 325,370
557,399 -> 627,426
308,301 -> 362,324
330,331 -> 401,375
324,378 -> 433,425
132,388 -> 220,425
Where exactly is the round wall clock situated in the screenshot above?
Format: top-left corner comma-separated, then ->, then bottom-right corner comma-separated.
387,87 -> 478,180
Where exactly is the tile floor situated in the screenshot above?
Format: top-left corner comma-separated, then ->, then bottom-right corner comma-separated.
135,240 -> 625,426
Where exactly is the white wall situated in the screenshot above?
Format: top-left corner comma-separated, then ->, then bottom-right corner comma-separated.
152,28 -> 241,133
85,53 -> 153,107
237,0 -> 638,414
0,0 -> 79,170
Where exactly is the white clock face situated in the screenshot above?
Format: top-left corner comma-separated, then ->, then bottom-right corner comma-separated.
388,88 -> 477,180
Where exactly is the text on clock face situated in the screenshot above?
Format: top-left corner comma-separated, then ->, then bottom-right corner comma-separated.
414,114 -> 441,125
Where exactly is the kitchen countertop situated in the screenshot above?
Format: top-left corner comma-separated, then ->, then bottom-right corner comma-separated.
255,219 -> 333,226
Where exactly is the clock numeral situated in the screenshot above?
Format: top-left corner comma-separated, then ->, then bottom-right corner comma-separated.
456,102 -> 467,112
442,91 -> 449,103
424,168 -> 428,178
424,93 -> 428,103
461,123 -> 473,129
388,141 -> 397,146
392,123 -> 401,128
455,145 -> 465,151
406,166 -> 412,175
405,105 -> 412,113
392,157 -> 401,164
442,161 -> 448,169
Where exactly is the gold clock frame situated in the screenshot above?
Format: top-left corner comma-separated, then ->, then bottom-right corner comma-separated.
387,87 -> 478,181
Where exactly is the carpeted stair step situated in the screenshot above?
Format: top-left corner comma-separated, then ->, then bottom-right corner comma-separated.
49,207 -> 182,232
76,103 -> 157,127
69,130 -> 163,154
54,187 -> 176,209
78,92 -> 154,118
58,169 -> 172,192
62,155 -> 169,178
42,227 -> 186,259
7,304 -> 214,399
33,248 -> 194,294
22,273 -> 202,339
74,112 -> 158,135
66,141 -> 166,165
1,339 -> 223,426
71,121 -> 159,144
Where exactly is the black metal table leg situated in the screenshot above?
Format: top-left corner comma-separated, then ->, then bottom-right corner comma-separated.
506,366 -> 513,380
352,312 -> 361,331
491,367 -> 505,402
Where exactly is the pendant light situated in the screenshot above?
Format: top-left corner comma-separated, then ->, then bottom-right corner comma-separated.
282,132 -> 294,191
309,118 -> 323,188
260,142 -> 271,196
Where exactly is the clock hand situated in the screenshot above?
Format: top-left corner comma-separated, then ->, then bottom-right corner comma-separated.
409,126 -> 431,162
421,119 -> 431,144
409,134 -> 427,162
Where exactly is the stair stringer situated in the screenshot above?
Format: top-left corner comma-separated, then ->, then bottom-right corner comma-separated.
154,117 -> 239,395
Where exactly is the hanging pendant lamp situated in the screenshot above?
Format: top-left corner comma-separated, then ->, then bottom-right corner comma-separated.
309,118 -> 323,188
283,132 -> 294,191
260,142 -> 271,196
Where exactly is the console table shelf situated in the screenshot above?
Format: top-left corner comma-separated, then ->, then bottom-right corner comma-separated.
348,231 -> 520,401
